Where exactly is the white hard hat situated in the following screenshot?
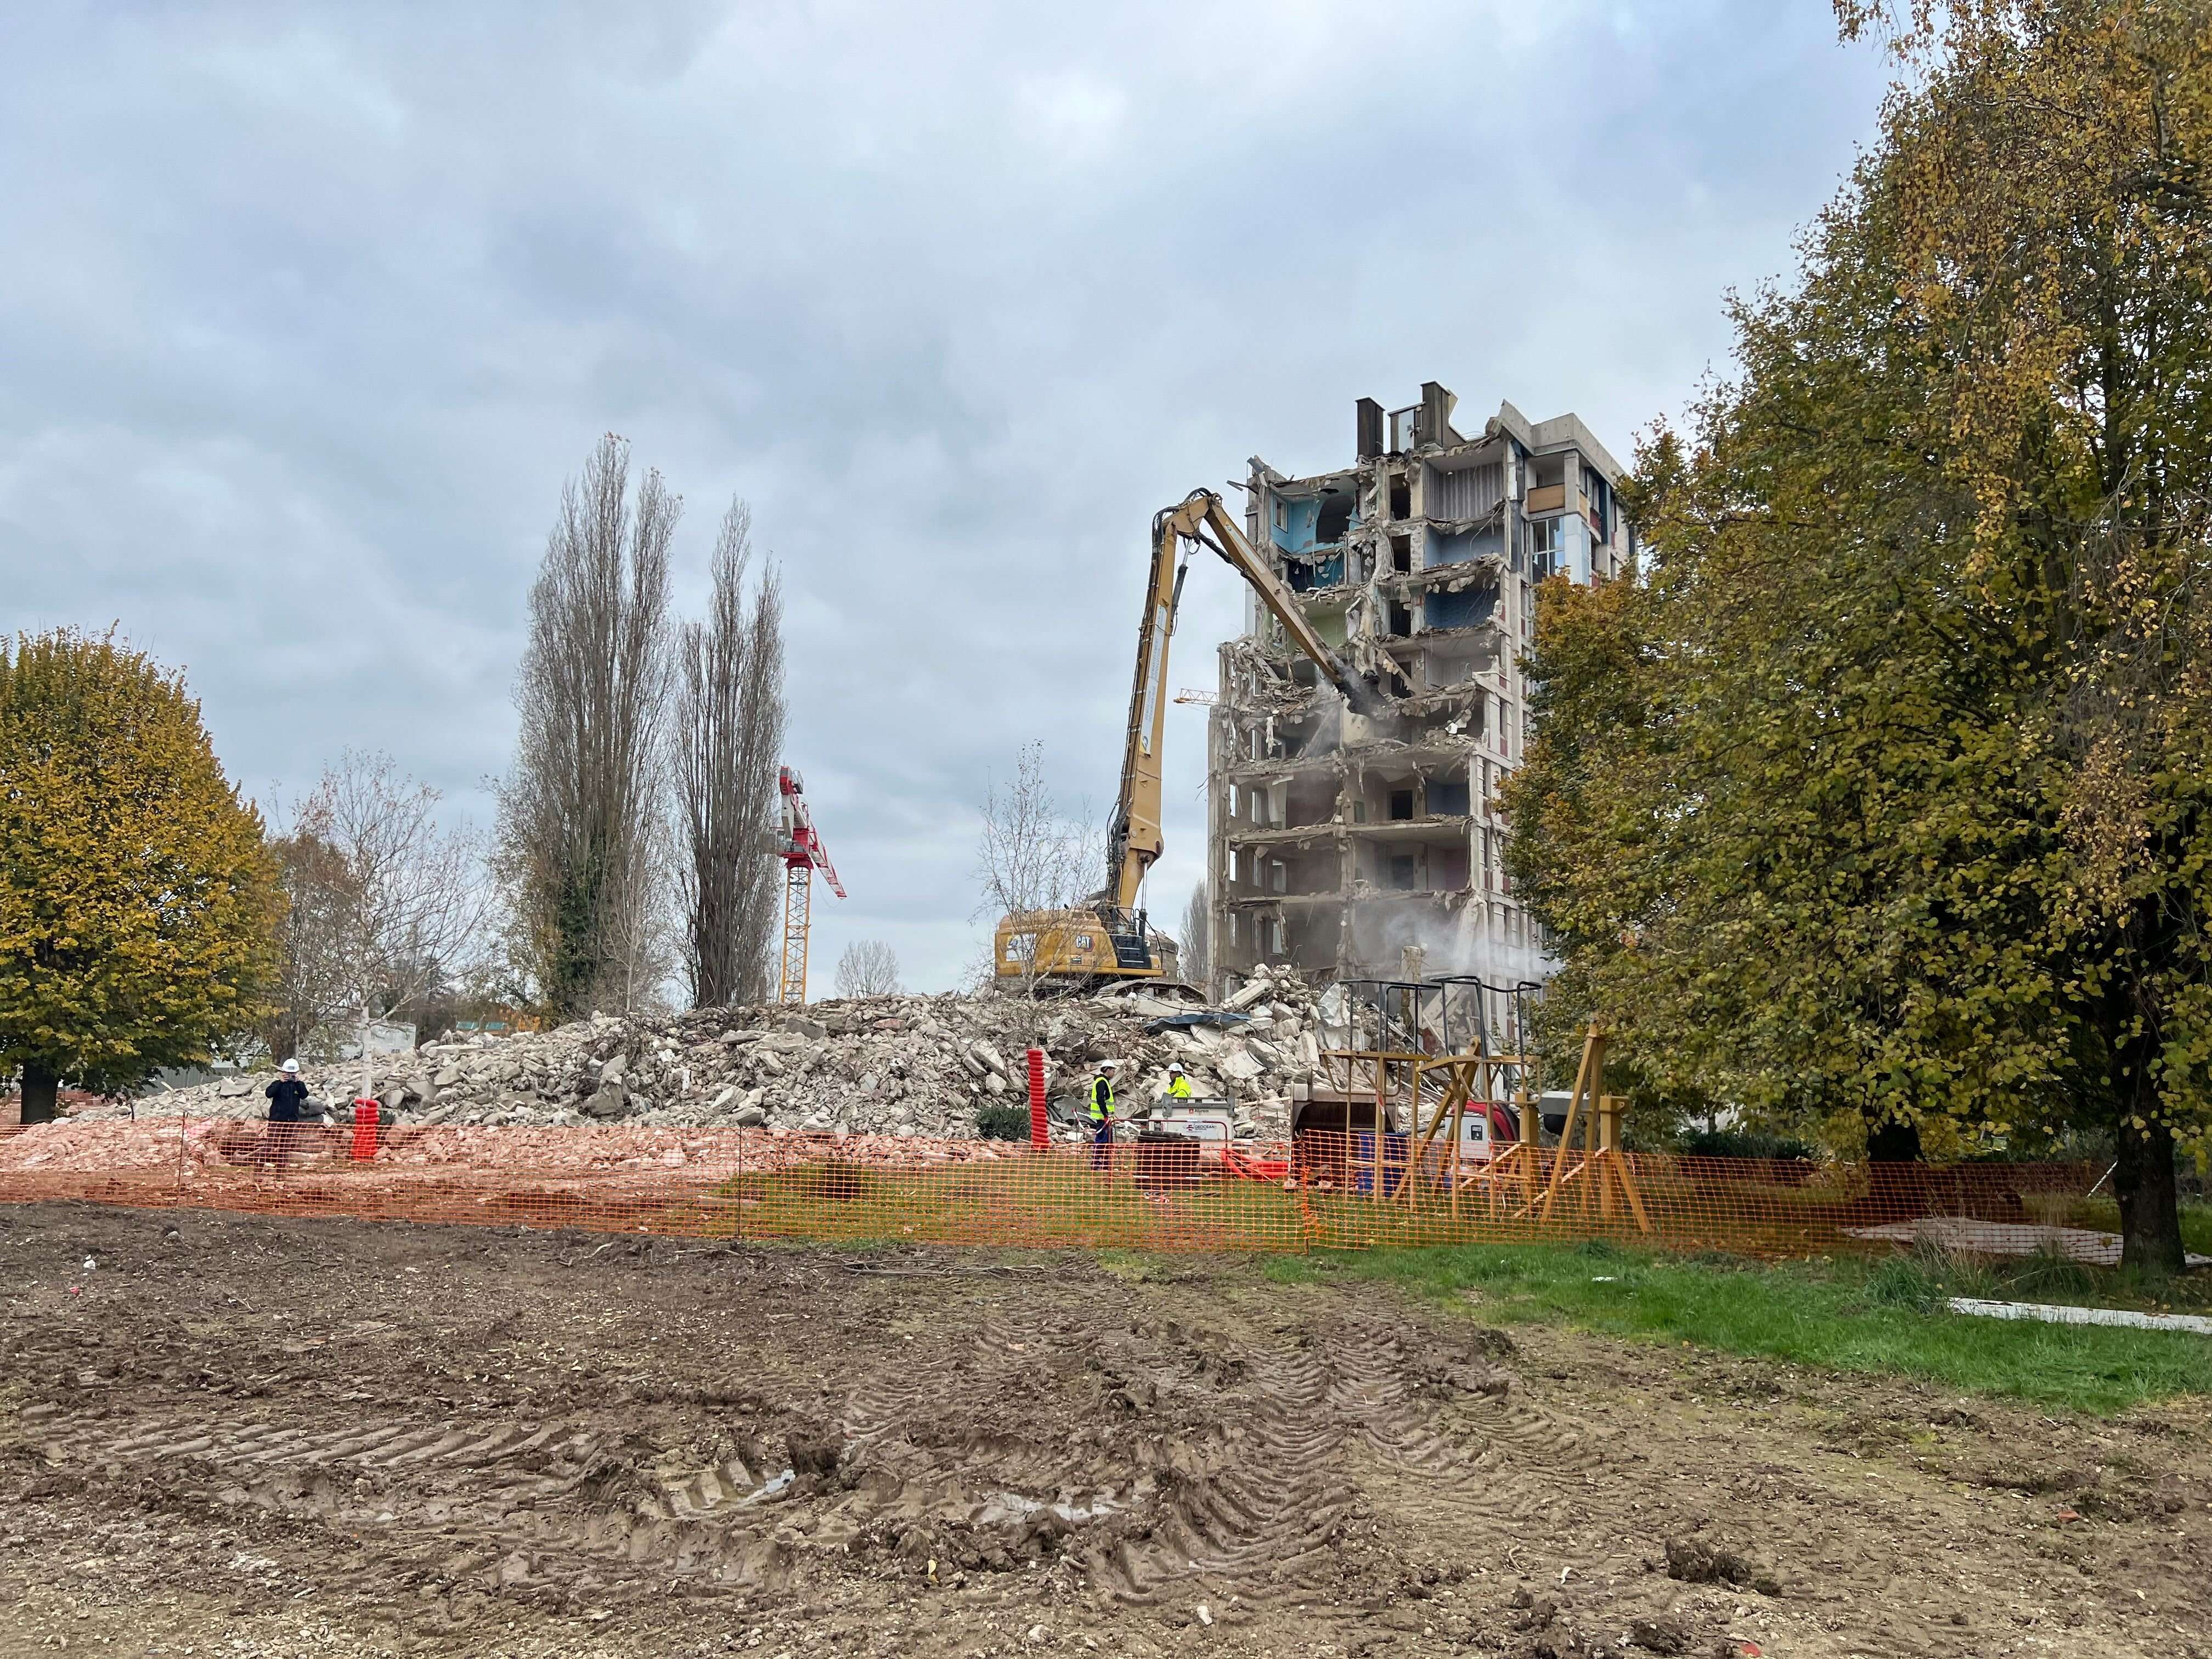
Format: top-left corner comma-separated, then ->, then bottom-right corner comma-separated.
1167,1062 -> 1186,1074
1099,1059 -> 1120,1070
280,1058 -> 300,1074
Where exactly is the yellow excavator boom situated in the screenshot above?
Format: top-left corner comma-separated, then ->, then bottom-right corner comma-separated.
995,488 -> 1385,988
1103,489 -> 1379,912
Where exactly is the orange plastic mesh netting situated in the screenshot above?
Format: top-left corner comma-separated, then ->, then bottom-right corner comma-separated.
0,1118 -> 2107,1260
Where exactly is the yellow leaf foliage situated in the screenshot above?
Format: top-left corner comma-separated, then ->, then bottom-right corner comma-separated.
0,629 -> 281,1092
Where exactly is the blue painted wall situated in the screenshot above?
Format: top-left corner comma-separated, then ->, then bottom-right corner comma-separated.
1424,585 -> 1496,630
1426,526 -> 1503,567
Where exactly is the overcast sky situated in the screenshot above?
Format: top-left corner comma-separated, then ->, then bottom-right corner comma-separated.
3,1 -> 1889,996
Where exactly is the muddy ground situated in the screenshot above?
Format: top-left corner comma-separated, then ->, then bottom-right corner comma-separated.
1,1203 -> 2207,1659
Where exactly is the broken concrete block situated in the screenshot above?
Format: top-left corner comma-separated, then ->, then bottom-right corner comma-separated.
733,1104 -> 766,1127
1217,1048 -> 1264,1084
581,1082 -> 628,1120
1223,980 -> 1272,1011
777,1014 -> 827,1042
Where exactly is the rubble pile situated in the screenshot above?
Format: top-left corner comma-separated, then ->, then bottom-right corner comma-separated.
89,966 -> 1330,1143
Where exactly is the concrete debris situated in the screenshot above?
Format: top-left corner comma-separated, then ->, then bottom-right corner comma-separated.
68,974 -> 1333,1141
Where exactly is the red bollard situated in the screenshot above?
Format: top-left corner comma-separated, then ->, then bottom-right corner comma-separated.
1027,1048 -> 1048,1150
351,1099 -> 380,1161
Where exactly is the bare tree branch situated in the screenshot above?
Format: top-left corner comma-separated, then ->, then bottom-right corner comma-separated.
496,433 -> 677,1017
676,499 -> 787,1007
973,740 -> 1099,998
1180,880 -> 1210,993
264,751 -> 490,1069
833,939 -> 901,998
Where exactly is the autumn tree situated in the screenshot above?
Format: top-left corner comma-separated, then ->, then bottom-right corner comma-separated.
0,630 -> 279,1122
261,823 -> 363,1063
1508,0 -> 2212,1269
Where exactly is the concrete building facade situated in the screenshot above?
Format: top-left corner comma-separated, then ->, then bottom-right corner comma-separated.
1205,381 -> 1628,995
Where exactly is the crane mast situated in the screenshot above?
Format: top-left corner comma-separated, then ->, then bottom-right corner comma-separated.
776,766 -> 846,1005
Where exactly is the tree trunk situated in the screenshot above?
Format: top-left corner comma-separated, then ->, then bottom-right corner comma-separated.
18,1060 -> 59,1126
1861,1114 -> 1928,1221
2113,1108 -> 2185,1274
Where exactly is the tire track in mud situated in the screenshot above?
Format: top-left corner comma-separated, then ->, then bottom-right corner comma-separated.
1085,1320 -> 1599,1608
16,1290 -> 1561,1618
26,1403 -> 795,1600
1088,1328 -> 1373,1608
1322,1324 -> 1598,1536
827,1290 -> 1145,1559
823,1304 -> 1550,1611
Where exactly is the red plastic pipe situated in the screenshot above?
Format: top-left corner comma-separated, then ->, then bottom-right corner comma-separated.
1026,1048 -> 1047,1150
351,1099 -> 380,1161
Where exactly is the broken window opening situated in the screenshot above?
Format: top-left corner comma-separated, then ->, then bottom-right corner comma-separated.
1316,490 -> 1354,544
1390,534 -> 1412,574
1425,778 -> 1471,816
1284,550 -> 1345,592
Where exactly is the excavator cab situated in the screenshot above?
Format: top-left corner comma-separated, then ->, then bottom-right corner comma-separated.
994,904 -> 1178,985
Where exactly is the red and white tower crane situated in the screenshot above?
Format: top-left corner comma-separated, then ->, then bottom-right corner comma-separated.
776,766 -> 845,1005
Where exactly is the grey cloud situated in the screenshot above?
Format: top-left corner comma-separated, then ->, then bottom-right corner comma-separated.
0,1 -> 1888,990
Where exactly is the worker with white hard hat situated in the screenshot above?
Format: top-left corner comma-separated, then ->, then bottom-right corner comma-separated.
1165,1062 -> 1193,1101
1088,1059 -> 1119,1170
261,1058 -> 310,1175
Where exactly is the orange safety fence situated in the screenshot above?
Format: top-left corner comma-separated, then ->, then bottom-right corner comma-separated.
0,1116 -> 2112,1260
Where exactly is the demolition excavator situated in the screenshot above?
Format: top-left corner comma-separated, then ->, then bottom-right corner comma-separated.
994,488 -> 1392,987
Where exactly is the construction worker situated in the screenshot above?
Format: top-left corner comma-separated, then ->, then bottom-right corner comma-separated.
1088,1060 -> 1118,1170
1165,1063 -> 1194,1101
261,1058 -> 309,1175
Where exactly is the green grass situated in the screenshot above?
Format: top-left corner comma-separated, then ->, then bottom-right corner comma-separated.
1265,1237 -> 2212,1414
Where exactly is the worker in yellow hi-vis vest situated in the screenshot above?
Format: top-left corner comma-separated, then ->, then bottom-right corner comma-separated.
1165,1063 -> 1193,1100
1089,1059 -> 1119,1171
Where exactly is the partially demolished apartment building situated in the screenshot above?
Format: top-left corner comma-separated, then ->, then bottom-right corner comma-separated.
1207,381 -> 1628,994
